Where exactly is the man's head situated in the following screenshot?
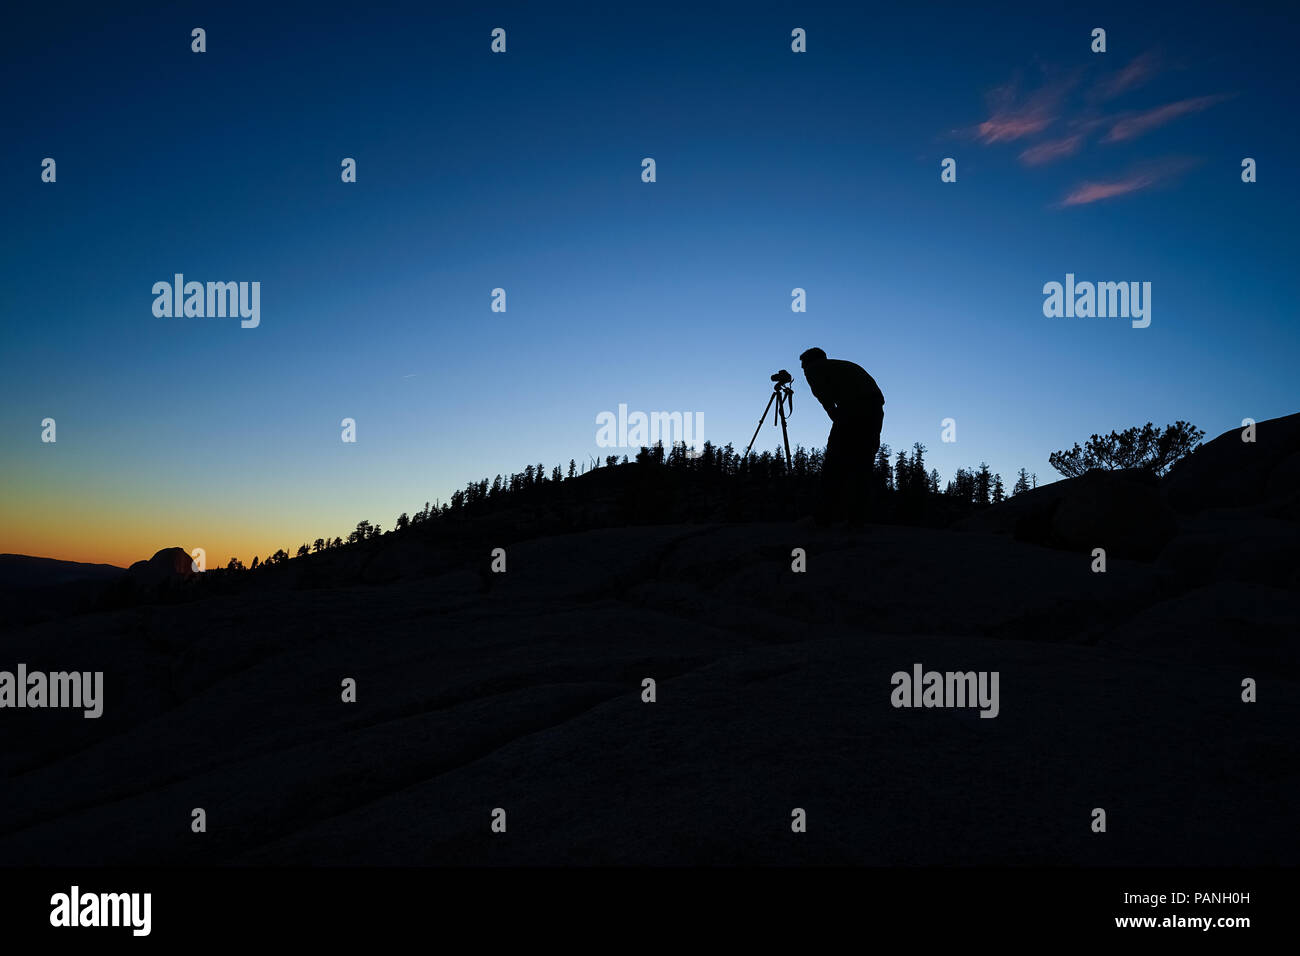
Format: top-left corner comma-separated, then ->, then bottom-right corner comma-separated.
799,347 -> 827,370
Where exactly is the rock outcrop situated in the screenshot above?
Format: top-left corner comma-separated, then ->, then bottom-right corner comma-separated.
120,547 -> 197,594
955,468 -> 1177,559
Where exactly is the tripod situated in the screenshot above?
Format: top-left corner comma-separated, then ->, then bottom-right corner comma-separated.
744,377 -> 794,468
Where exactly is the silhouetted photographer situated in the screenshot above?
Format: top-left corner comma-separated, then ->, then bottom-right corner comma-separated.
800,347 -> 885,526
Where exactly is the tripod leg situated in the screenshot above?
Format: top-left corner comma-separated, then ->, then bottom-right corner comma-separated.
778,399 -> 793,468
744,393 -> 778,458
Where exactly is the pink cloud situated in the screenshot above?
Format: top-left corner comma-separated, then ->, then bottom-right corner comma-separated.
1097,51 -> 1160,99
1059,175 -> 1158,205
1057,158 -> 1198,206
973,74 -> 1077,143
977,114 -> 1052,142
1103,94 -> 1232,142
1019,134 -> 1084,166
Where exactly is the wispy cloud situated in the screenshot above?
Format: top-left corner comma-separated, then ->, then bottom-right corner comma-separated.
1019,134 -> 1085,166
1096,51 -> 1160,100
1103,94 -> 1233,142
957,53 -> 1223,204
1059,175 -> 1157,206
1057,158 -> 1198,206
977,111 -> 1054,143
972,74 -> 1078,143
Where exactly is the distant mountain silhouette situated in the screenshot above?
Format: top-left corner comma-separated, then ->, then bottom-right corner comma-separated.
0,555 -> 127,632
0,553 -> 124,589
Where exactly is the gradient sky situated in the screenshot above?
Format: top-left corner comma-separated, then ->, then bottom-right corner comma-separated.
2,1 -> 1297,567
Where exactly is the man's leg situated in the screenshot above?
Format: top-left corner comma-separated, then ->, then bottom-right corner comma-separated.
817,421 -> 844,525
853,436 -> 879,525
842,416 -> 872,526
860,408 -> 883,522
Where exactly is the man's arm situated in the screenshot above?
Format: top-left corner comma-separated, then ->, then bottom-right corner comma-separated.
804,370 -> 838,421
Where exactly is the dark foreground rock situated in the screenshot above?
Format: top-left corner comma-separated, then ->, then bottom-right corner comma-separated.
0,522 -> 1293,866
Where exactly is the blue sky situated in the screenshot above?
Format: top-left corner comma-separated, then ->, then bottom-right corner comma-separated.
2,1 -> 1296,564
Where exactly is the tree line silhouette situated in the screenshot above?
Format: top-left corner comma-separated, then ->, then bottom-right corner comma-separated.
214,420 -> 1199,574
218,439 -> 1045,573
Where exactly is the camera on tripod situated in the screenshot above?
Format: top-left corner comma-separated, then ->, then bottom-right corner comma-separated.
745,369 -> 795,467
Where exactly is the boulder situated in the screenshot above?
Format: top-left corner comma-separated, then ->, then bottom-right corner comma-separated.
1049,468 -> 1178,559
1162,412 -> 1300,513
956,468 -> 1177,560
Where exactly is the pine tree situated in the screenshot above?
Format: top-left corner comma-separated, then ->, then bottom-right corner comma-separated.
949,467 -> 976,503
992,474 -> 1005,504
1013,468 -> 1031,496
793,444 -> 809,476
875,444 -> 893,490
974,463 -> 992,506
910,443 -> 927,493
